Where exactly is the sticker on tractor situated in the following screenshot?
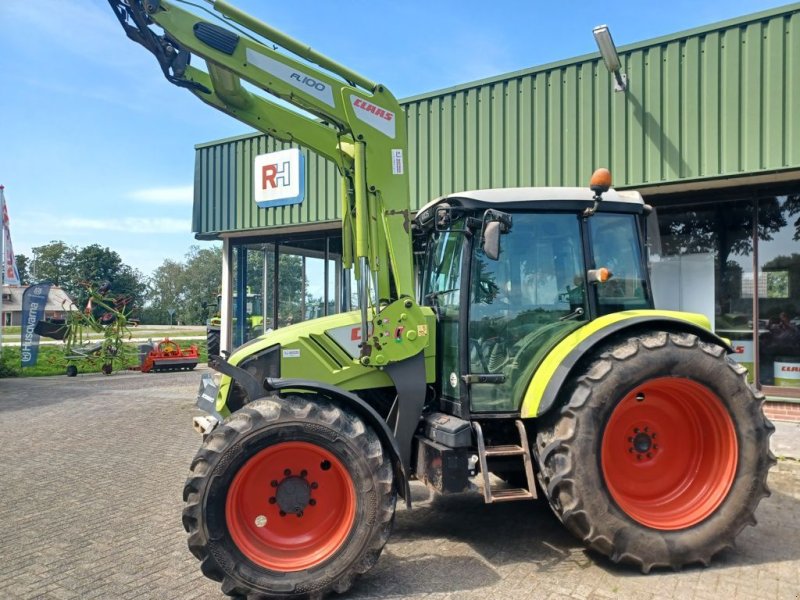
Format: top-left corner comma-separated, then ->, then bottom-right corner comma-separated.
326,323 -> 374,359
282,349 -> 301,358
391,149 -> 404,175
245,49 -> 335,107
417,324 -> 428,337
449,372 -> 458,388
350,95 -> 396,138
254,149 -> 305,208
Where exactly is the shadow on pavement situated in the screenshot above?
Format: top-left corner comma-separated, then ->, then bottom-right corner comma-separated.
350,465 -> 800,596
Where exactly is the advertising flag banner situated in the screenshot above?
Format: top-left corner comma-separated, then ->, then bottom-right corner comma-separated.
1,186 -> 21,285
20,283 -> 52,367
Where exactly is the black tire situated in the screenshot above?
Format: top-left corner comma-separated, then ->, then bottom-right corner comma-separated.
183,395 -> 396,599
535,331 -> 775,573
102,363 -> 113,375
66,365 -> 78,377
207,327 -> 221,358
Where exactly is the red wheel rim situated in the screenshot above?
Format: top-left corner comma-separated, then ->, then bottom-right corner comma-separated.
601,377 -> 738,530
226,441 -> 356,571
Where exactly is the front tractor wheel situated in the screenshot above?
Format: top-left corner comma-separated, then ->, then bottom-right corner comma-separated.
182,396 -> 396,599
535,331 -> 775,572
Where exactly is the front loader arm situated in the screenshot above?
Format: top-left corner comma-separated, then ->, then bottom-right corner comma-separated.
109,0 -> 427,367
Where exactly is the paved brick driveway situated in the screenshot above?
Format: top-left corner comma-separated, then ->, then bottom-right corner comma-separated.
1,370 -> 798,600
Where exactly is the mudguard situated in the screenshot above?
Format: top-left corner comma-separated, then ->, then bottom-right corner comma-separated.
521,310 -> 734,418
264,377 -> 413,507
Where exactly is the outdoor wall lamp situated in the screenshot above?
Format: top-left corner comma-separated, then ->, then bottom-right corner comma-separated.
593,25 -> 627,92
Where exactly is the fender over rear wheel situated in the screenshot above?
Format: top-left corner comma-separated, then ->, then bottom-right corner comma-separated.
182,395 -> 396,599
535,331 -> 775,572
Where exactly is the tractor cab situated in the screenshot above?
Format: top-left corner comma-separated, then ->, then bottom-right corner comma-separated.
415,185 -> 652,416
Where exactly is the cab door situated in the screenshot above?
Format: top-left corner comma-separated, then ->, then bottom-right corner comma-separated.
421,219 -> 469,416
467,212 -> 589,413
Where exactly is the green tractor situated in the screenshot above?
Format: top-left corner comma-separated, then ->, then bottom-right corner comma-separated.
110,2 -> 774,599
207,292 -> 266,357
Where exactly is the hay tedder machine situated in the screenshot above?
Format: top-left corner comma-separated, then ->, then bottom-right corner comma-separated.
109,2 -> 775,599
36,282 -> 134,376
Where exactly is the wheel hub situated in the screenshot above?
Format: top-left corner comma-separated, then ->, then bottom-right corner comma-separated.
627,425 -> 659,460
632,432 -> 652,453
273,471 -> 314,516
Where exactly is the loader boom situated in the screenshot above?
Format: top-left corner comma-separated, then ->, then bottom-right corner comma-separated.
108,0 -> 424,364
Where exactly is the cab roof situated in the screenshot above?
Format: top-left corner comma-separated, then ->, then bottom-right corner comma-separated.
417,186 -> 644,217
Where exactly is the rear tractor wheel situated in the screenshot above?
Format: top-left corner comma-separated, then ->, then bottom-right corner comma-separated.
535,331 -> 775,572
183,395 -> 396,599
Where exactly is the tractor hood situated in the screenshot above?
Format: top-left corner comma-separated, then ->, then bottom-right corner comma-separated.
215,309 -> 437,416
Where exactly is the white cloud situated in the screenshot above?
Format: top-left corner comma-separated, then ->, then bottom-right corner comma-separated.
128,185 -> 194,205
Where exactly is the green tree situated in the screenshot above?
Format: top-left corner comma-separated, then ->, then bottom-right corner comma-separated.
14,253 -> 29,285
31,241 -> 75,288
181,245 -> 222,324
147,259 -> 186,324
146,244 -> 222,325
71,244 -> 146,309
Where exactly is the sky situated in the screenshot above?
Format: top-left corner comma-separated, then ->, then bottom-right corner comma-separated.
0,0 -> 791,278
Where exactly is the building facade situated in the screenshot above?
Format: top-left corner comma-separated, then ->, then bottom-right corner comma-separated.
192,4 -> 800,416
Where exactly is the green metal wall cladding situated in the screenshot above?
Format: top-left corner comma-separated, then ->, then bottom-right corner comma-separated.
194,4 -> 800,237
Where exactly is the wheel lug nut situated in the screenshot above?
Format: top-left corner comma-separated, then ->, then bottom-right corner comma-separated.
268,497 -> 276,504
270,480 -> 278,487
297,511 -> 303,517
653,444 -> 659,450
279,510 -> 286,517
284,468 -> 292,476
634,428 -> 639,433
309,499 -> 316,506
628,437 -> 633,442
647,452 -> 652,458
636,454 -> 642,460
311,482 -> 319,489
628,448 -> 634,453
300,469 -> 308,478
644,427 -> 649,433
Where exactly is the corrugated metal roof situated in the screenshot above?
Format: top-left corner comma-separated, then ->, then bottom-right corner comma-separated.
194,3 -> 800,237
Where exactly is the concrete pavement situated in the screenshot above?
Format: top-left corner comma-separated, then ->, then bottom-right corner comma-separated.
0,370 -> 798,600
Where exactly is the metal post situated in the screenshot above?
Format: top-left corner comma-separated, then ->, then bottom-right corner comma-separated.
272,243 -> 279,329
323,237 -> 330,316
236,246 -> 247,346
752,198 -> 760,389
262,246 -> 269,332
220,238 -> 233,355
301,256 -> 306,321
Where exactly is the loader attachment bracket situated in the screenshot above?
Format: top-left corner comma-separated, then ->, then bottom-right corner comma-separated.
107,0 -> 209,93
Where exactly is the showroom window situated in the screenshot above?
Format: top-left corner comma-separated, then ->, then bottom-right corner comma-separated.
231,232 -> 348,347
652,188 -> 800,393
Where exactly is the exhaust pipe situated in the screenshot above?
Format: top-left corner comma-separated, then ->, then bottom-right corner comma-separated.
193,415 -> 220,435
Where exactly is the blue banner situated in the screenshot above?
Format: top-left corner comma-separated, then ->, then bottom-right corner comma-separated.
21,283 -> 52,367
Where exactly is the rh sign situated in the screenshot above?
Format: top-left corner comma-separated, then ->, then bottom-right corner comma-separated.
253,149 -> 305,208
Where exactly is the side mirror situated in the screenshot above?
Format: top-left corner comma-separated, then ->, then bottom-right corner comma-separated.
483,221 -> 501,261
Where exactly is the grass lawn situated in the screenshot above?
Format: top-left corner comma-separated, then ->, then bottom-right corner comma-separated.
1,324 -> 206,340
0,339 -> 208,377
